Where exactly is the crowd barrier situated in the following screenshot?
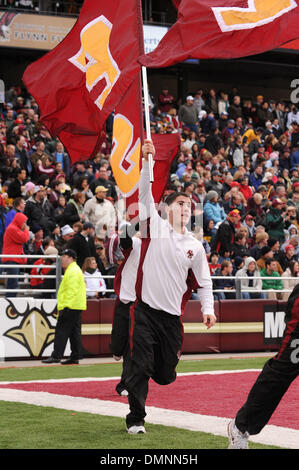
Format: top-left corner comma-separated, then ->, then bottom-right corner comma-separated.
0,297 -> 286,360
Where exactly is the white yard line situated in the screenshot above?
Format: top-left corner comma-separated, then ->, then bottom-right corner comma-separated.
0,387 -> 298,449
0,369 -> 263,385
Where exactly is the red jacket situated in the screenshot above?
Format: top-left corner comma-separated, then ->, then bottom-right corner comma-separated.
2,212 -> 30,264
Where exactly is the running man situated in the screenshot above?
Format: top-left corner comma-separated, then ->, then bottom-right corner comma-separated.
125,140 -> 216,434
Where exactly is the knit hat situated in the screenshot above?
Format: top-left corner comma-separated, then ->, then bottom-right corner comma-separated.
61,225 -> 74,236
260,246 -> 272,256
207,190 -> 218,201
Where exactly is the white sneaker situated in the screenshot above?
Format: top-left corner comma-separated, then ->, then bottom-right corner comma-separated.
127,425 -> 146,434
120,389 -> 128,397
227,419 -> 249,449
113,355 -> 122,361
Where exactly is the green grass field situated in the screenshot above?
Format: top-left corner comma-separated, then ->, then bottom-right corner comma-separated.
0,356 -> 281,450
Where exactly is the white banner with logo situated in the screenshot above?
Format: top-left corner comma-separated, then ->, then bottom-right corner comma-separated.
0,297 -> 70,360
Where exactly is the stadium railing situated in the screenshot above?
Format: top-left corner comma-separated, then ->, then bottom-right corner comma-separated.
0,254 -> 297,299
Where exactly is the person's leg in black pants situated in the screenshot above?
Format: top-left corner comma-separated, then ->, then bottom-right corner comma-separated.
69,309 -> 82,361
125,302 -> 183,430
110,300 -> 131,395
52,308 -> 81,360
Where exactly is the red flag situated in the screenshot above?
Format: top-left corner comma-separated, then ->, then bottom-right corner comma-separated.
22,0 -> 143,162
139,0 -> 299,68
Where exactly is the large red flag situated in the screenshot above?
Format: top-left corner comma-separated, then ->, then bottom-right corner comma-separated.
22,0 -> 143,162
140,0 -> 299,68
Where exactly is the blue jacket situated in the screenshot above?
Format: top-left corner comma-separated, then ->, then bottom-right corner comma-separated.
204,201 -> 226,225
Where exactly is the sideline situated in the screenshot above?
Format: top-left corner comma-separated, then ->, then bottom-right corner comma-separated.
0,352 -> 276,369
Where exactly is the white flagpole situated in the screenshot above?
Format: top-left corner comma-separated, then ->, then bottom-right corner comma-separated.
142,65 -> 154,182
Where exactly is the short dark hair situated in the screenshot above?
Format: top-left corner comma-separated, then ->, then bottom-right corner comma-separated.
164,191 -> 190,206
265,258 -> 275,266
13,196 -> 24,209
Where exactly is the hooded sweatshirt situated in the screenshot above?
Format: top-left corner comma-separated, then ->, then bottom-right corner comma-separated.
235,256 -> 263,292
2,212 -> 30,264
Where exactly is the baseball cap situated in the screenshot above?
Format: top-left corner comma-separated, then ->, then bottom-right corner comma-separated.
271,198 -> 283,207
61,249 -> 77,259
186,95 -> 194,101
95,185 -> 108,193
228,210 -> 241,219
285,245 -> 294,253
44,246 -> 58,256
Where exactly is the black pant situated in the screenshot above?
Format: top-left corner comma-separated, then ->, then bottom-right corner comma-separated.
125,301 -> 183,428
235,307 -> 299,435
52,308 -> 82,360
110,299 -> 132,394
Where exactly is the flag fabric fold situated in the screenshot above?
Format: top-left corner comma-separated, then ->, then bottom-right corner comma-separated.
139,0 -> 299,68
22,0 -> 143,162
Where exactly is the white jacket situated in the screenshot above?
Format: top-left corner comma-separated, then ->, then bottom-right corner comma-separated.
235,257 -> 262,292
84,270 -> 106,298
83,197 -> 116,234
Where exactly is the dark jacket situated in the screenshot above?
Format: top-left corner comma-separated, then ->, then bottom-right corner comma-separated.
67,232 -> 97,268
24,196 -> 56,236
211,219 -> 236,256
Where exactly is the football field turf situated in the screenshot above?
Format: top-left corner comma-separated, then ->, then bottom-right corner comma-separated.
0,355 -> 297,451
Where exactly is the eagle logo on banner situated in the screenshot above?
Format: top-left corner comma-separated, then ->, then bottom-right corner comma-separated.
3,300 -> 57,357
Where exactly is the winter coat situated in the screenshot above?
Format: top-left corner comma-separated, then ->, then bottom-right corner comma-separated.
2,212 -> 30,264
67,232 -> 97,268
57,261 -> 86,311
24,196 -> 56,235
83,197 -> 116,233
203,201 -> 226,225
211,219 -> 236,256
235,257 -> 263,292
265,208 -> 285,242
281,268 -> 299,301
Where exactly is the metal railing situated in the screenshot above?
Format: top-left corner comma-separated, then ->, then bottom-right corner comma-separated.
0,255 -> 297,299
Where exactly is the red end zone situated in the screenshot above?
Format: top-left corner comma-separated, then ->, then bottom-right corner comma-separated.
0,371 -> 298,430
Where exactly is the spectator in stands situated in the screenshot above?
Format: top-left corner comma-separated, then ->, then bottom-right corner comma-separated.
211,210 -> 241,258
235,256 -> 265,299
281,260 -> 299,301
230,231 -> 250,259
62,191 -> 85,227
54,224 -> 75,254
208,251 -> 221,275
24,185 -> 56,236
265,198 -> 287,242
4,196 -> 25,228
256,245 -> 274,271
224,192 -> 246,218
14,135 -> 32,175
212,260 -> 235,300
67,221 -> 97,269
158,86 -> 175,114
260,258 -> 283,300
89,165 -> 117,202
54,194 -> 66,226
51,141 -> 70,180
83,186 -> 116,236
2,212 -> 30,296
178,96 -> 199,134
82,257 -> 106,299
205,170 -> 223,198
73,176 -> 93,201
203,190 -> 226,227
7,168 -> 26,199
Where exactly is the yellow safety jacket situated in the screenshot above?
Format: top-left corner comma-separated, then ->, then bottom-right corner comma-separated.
57,261 -> 87,311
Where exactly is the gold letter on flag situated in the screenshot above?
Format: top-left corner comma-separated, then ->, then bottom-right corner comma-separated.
212,0 -> 297,32
68,15 -> 120,109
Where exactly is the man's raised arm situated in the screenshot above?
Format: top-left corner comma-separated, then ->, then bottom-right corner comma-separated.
139,140 -> 156,221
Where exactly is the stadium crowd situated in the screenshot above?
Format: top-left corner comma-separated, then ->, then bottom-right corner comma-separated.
0,84 -> 298,299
